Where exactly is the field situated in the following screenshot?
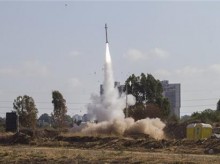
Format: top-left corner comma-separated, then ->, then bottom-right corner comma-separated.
0,146 -> 220,163
0,130 -> 220,163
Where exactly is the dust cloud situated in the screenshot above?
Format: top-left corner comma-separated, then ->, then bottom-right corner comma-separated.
82,117 -> 165,140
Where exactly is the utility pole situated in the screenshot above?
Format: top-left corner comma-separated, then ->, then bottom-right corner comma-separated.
125,81 -> 132,118
125,84 -> 128,118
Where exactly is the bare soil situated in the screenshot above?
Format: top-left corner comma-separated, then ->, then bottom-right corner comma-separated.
0,146 -> 220,164
0,129 -> 220,163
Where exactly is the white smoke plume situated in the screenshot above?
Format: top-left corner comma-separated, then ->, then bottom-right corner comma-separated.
80,43 -> 165,140
87,43 -> 129,121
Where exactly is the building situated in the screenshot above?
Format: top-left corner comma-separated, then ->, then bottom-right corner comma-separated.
5,112 -> 19,132
161,80 -> 181,118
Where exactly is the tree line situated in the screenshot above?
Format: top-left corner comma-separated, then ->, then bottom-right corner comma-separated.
1,73 -> 172,131
1,73 -> 220,132
11,73 -> 172,129
12,90 -> 69,131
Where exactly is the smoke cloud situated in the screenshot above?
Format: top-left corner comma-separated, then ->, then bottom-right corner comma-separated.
76,43 -> 165,140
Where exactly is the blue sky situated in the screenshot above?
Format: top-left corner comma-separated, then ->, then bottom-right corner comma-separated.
1,1 -> 220,117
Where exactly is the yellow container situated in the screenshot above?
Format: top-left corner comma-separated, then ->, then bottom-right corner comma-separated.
186,123 -> 212,140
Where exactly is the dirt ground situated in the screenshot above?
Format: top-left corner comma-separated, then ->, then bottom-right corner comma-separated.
1,130 -> 220,163
0,146 -> 220,164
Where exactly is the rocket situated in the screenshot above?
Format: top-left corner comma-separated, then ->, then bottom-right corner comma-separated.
105,23 -> 108,43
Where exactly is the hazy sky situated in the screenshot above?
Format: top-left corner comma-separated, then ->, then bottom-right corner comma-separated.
1,1 -> 220,117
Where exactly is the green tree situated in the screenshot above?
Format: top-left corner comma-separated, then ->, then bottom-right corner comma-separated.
126,103 -> 163,121
38,113 -> 51,123
13,95 -> 38,129
65,114 -> 73,127
125,73 -> 164,104
180,115 -> 191,122
217,99 -> 220,111
51,91 -> 67,129
124,73 -> 170,120
167,114 -> 180,123
0,117 -> 5,132
38,113 -> 51,128
191,109 -> 220,123
159,97 -> 170,119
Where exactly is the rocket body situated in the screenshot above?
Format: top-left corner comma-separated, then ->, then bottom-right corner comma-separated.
105,24 -> 108,43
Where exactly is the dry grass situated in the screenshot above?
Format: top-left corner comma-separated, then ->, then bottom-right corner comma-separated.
60,131 -> 124,138
0,132 -> 14,143
1,131 -> 220,163
0,132 -> 14,138
0,146 -> 220,164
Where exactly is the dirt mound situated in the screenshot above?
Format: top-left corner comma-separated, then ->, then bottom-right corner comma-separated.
35,129 -> 60,138
55,134 -> 172,151
12,132 -> 31,144
199,138 -> 220,154
0,132 -> 31,144
0,129 -> 60,145
1,130 -> 220,155
164,122 -> 187,139
0,133 -> 14,143
56,135 -> 118,143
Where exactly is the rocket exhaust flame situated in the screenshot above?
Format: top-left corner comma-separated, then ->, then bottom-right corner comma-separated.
103,43 -> 114,103
105,43 -> 111,63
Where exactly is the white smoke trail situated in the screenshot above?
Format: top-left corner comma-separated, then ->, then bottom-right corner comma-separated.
87,43 -> 126,122
81,43 -> 165,140
103,43 -> 115,106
